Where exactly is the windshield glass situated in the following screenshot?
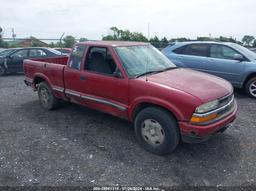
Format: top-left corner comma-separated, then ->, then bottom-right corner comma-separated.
0,49 -> 16,56
231,44 -> 256,60
115,45 -> 176,77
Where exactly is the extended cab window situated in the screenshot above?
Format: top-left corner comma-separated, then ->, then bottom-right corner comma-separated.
68,45 -> 86,70
180,44 -> 209,57
29,49 -> 47,57
84,47 -> 117,75
210,45 -> 242,60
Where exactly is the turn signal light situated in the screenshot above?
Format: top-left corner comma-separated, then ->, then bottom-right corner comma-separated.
190,113 -> 218,123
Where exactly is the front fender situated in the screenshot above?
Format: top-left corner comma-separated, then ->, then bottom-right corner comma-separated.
128,96 -> 185,121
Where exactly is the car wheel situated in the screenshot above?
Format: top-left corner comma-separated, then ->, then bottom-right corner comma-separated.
245,77 -> 256,99
0,65 -> 6,76
38,82 -> 59,110
134,107 -> 180,155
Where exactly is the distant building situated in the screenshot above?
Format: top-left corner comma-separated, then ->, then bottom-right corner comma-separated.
6,36 -> 48,47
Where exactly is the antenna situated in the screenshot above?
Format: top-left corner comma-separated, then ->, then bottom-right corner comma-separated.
146,22 -> 150,82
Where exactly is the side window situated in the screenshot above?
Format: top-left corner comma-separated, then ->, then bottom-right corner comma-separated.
29,49 -> 47,57
68,45 -> 86,70
181,44 -> 209,57
11,50 -> 28,58
173,46 -> 186,54
84,47 -> 117,75
210,45 -> 241,60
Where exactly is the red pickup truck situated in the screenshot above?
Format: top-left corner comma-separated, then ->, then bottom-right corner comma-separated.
24,41 -> 237,155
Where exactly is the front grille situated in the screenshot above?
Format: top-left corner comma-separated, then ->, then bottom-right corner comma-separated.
219,93 -> 233,108
217,98 -> 235,117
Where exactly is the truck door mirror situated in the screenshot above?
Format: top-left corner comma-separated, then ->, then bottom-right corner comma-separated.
113,68 -> 123,78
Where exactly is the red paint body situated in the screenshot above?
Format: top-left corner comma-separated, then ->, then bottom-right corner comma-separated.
23,41 -> 237,139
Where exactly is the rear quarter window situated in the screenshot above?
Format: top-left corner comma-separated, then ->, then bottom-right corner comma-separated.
177,44 -> 209,57
68,45 -> 86,70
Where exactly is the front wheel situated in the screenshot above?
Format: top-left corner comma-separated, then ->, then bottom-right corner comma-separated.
0,65 -> 6,76
38,82 -> 59,110
134,107 -> 180,155
245,77 -> 256,99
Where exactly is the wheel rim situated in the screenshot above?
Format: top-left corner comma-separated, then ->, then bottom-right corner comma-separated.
141,119 -> 165,147
39,87 -> 50,106
249,80 -> 256,97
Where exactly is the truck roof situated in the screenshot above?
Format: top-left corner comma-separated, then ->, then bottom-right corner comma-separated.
78,41 -> 149,47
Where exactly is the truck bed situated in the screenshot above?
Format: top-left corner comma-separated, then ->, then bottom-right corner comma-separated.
23,56 -> 69,95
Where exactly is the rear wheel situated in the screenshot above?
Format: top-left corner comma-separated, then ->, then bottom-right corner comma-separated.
134,107 -> 180,155
0,65 -> 6,76
38,82 -> 59,110
245,77 -> 256,99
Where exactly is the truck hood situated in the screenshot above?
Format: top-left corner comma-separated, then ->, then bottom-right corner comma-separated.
145,68 -> 233,103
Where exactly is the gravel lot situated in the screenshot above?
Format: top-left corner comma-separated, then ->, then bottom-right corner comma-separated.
0,74 -> 255,187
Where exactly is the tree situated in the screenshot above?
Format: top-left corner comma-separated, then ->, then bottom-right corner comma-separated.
218,36 -> 237,43
149,36 -> 160,48
242,35 -> 255,47
102,27 -> 148,42
160,37 -> 169,48
0,27 -> 9,48
197,37 -> 211,41
169,37 -> 190,42
102,35 -> 115,41
79,37 -> 88,42
253,40 -> 256,48
63,35 -> 76,48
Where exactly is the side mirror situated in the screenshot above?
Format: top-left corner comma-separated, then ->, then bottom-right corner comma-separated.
113,69 -> 123,78
234,54 -> 244,62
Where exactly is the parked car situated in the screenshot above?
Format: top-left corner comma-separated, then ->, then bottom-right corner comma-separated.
0,48 -> 17,57
162,41 -> 256,98
250,48 -> 256,53
24,41 -> 237,155
54,48 -> 72,55
0,47 -> 63,76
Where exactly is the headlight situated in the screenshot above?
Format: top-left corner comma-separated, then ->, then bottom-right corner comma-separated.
190,100 -> 219,124
195,100 -> 219,114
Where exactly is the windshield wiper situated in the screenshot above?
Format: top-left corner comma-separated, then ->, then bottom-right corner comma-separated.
156,66 -> 179,73
135,70 -> 161,78
135,67 -> 178,78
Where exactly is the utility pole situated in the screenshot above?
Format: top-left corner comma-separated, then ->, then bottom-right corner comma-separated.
12,28 -> 16,40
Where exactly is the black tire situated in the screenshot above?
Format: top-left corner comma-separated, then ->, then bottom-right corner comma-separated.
134,107 -> 180,155
38,82 -> 59,110
0,65 -> 6,76
245,77 -> 256,99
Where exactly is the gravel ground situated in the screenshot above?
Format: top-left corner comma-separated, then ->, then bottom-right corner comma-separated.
0,74 -> 255,187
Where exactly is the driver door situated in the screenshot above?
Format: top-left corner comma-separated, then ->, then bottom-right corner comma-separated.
80,46 -> 129,118
7,49 -> 29,72
206,44 -> 245,86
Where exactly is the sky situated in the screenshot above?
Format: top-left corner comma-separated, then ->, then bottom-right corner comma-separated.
0,0 -> 256,41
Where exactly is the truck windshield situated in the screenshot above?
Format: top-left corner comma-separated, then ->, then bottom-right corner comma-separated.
115,45 -> 176,77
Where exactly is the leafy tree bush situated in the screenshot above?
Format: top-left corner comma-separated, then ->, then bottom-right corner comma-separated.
63,35 -> 76,48
242,35 -> 255,47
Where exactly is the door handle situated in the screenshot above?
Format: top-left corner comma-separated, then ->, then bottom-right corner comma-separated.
80,76 -> 86,81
